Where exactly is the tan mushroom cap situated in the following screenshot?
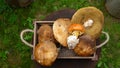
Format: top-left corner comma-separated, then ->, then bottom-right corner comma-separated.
53,18 -> 71,47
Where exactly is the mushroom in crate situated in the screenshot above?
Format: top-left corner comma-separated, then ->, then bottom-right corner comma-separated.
70,7 -> 104,56
71,7 -> 104,39
37,24 -> 55,43
53,18 -> 71,47
34,24 -> 58,66
74,35 -> 96,56
67,23 -> 85,49
67,23 -> 96,56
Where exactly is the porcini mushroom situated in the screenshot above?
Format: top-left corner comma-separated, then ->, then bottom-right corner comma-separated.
67,23 -> 85,49
34,41 -> 58,66
74,35 -> 96,56
35,24 -> 58,66
37,24 -> 55,43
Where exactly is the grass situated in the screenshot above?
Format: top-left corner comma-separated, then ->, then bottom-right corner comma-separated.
0,0 -> 120,68
97,16 -> 120,68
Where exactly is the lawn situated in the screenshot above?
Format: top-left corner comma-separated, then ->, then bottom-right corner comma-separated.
0,0 -> 120,68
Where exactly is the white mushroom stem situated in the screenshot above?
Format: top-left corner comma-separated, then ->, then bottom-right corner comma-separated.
67,35 -> 79,49
83,19 -> 93,28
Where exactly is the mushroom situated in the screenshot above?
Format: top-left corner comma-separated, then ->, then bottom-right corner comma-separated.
67,23 -> 85,49
35,24 -> 58,66
34,41 -> 58,66
74,35 -> 96,56
71,7 -> 104,39
53,18 -> 71,47
37,24 -> 55,43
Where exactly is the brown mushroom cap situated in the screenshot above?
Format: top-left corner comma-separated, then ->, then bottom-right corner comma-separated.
34,41 -> 58,66
37,24 -> 56,43
74,35 -> 96,56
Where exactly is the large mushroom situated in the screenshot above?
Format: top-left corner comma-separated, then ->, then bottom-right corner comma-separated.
71,7 -> 104,39
53,18 -> 71,47
34,41 -> 58,66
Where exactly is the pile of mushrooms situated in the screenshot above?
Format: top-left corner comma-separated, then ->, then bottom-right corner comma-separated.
34,6 -> 104,66
34,25 -> 58,66
53,7 -> 104,56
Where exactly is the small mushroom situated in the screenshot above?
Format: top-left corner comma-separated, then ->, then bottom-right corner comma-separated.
68,23 -> 85,37
67,23 -> 85,49
74,35 -> 96,56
